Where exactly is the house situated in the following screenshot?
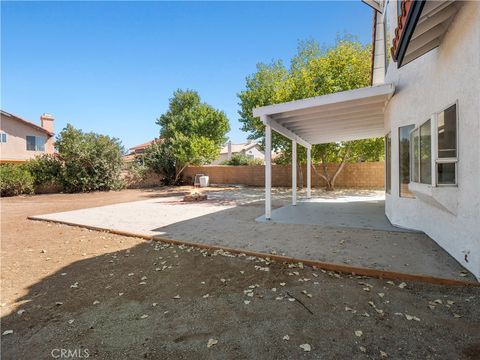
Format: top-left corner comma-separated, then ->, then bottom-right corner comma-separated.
129,139 -> 159,155
253,1 -> 479,279
123,139 -> 160,162
0,110 -> 55,163
211,140 -> 265,164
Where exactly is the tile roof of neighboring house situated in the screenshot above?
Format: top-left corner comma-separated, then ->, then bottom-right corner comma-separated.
129,139 -> 161,152
122,154 -> 137,162
1,110 -> 54,136
219,142 -> 258,155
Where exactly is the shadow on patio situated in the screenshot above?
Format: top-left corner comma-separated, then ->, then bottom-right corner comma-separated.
30,188 -> 475,282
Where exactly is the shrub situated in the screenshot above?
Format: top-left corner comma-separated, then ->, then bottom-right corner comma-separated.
121,159 -> 149,187
143,142 -> 177,185
26,154 -> 63,188
221,153 -> 263,166
55,124 -> 125,192
0,164 -> 34,196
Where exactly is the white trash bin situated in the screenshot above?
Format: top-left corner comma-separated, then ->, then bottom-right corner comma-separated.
199,176 -> 209,188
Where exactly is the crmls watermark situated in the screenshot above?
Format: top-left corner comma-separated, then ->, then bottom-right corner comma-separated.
51,348 -> 90,358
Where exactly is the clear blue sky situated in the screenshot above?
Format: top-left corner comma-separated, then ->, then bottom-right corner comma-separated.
1,1 -> 372,150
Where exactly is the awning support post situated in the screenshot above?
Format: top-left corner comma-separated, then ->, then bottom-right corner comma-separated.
264,117 -> 272,220
306,146 -> 311,199
292,140 -> 297,206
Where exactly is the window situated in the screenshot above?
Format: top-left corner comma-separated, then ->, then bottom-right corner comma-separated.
410,120 -> 431,185
26,136 -> 45,151
26,136 -> 35,151
409,102 -> 459,187
0,132 -> 6,143
436,104 -> 458,185
437,163 -> 456,185
419,120 -> 432,184
399,125 -> 415,198
385,133 -> 392,194
411,128 -> 419,182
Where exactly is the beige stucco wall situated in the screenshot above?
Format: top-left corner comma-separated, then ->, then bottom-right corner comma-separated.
211,146 -> 265,165
382,1 -> 480,278
0,113 -> 54,162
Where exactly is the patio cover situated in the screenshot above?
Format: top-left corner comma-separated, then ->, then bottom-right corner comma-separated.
253,83 -> 395,145
252,83 -> 395,219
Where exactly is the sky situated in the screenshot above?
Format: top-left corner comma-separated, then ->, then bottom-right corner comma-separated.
1,1 -> 372,150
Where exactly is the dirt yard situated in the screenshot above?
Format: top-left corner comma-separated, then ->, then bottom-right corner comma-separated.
1,188 -> 480,359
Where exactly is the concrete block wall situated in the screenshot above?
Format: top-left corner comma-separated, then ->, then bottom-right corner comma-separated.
184,162 -> 384,188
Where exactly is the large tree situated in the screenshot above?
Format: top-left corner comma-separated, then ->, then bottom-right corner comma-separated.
238,37 -> 384,190
150,89 -> 230,183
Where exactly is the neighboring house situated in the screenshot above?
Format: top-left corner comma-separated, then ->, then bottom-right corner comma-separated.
254,1 -> 479,279
212,140 -> 265,164
0,110 -> 55,163
123,139 -> 160,162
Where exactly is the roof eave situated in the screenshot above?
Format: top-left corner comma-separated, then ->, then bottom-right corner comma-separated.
0,110 -> 54,137
253,84 -> 395,118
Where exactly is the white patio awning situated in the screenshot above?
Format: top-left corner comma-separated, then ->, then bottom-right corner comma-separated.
254,83 -> 395,220
253,83 -> 395,145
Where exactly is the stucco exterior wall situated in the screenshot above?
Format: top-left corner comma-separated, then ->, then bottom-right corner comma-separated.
0,113 -> 54,162
383,2 -> 480,278
371,9 -> 386,85
211,146 -> 265,165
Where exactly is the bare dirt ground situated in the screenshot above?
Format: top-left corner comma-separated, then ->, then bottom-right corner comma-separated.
1,188 -> 480,359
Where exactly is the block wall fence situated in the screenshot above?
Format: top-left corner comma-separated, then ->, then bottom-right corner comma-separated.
184,161 -> 384,188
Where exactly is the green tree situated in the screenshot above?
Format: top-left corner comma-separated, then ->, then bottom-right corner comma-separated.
221,153 -> 263,166
238,36 -> 384,190
55,124 -> 124,192
154,89 -> 230,183
143,141 -> 177,185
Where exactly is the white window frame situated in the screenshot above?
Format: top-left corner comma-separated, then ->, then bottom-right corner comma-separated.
410,118 -> 432,185
434,101 -> 459,186
0,132 -> 7,143
410,127 -> 419,183
398,124 -> 415,198
385,132 -> 392,194
409,101 -> 459,188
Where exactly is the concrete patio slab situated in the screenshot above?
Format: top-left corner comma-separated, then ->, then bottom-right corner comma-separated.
29,188 -> 475,282
30,196 -> 236,237
256,198 -> 415,232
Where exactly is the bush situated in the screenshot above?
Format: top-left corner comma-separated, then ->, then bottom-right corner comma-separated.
143,142 -> 177,185
0,164 -> 34,196
221,153 -> 263,166
121,160 -> 149,187
55,124 -> 125,192
26,154 -> 63,188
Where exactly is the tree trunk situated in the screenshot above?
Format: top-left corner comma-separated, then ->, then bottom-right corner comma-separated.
314,145 -> 352,191
174,163 -> 189,184
298,166 -> 304,189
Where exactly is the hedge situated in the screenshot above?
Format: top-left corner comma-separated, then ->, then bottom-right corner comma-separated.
0,164 -> 35,197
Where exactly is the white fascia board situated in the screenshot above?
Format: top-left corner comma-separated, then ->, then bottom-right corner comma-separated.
252,84 -> 395,118
261,116 -> 311,149
362,0 -> 383,13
